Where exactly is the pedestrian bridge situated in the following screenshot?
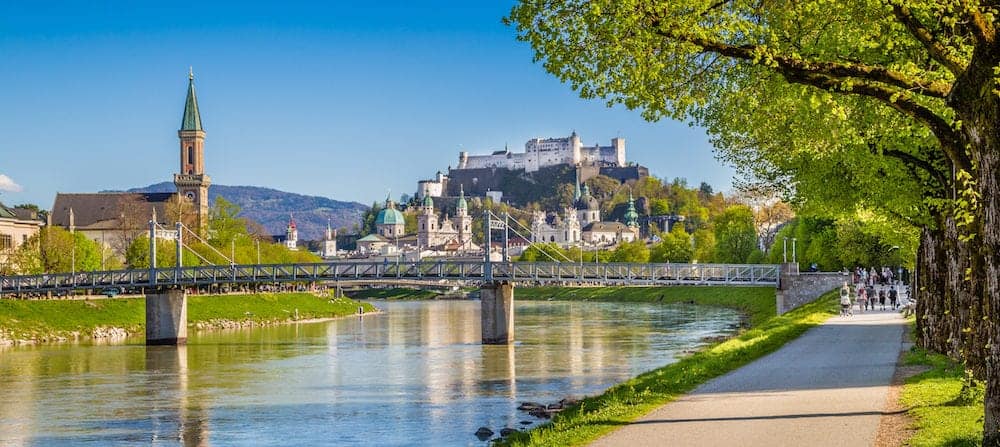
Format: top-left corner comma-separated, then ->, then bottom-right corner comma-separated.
0,261 -> 779,296
0,261 -> 779,347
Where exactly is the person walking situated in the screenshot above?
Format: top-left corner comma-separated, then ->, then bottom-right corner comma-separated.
866,284 -> 876,311
855,285 -> 867,314
878,289 -> 887,311
889,286 -> 899,309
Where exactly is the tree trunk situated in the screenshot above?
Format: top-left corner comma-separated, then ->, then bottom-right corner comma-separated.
946,39 -> 1000,445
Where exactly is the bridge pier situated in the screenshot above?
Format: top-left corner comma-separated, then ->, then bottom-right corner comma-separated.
146,289 -> 188,345
481,281 -> 514,344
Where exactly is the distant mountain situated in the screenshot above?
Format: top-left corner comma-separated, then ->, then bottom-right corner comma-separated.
127,183 -> 368,240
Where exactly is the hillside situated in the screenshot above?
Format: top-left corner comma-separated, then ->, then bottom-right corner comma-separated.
127,183 -> 367,240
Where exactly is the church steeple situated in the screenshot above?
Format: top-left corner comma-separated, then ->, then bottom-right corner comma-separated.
181,68 -> 203,131
175,68 -> 211,235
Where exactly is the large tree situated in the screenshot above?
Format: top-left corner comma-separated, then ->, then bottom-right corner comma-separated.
508,0 -> 1000,441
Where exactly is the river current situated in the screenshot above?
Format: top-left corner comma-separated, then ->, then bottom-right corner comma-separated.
0,299 -> 739,446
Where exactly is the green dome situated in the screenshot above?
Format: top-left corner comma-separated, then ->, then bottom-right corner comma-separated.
376,207 -> 406,225
423,195 -> 434,208
457,185 -> 467,210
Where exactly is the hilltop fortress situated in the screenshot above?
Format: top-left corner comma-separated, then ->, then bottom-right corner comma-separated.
457,131 -> 625,172
417,132 -> 647,205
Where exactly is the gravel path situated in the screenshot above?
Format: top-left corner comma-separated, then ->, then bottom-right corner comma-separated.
591,310 -> 907,447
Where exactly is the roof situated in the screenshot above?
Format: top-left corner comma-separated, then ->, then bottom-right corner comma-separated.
376,207 -> 405,225
583,221 -> 629,232
357,234 -> 388,242
51,192 -> 175,230
181,71 -> 203,131
0,202 -> 15,219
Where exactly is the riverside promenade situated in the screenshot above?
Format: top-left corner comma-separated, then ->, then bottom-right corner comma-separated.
591,310 -> 907,447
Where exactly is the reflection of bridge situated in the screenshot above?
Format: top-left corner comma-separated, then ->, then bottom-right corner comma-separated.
0,262 -> 778,296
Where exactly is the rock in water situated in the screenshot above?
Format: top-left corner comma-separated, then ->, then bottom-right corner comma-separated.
500,427 -> 517,437
517,401 -> 545,411
474,427 -> 494,440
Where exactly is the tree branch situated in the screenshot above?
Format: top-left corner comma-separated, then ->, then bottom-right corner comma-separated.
654,29 -> 953,98
889,2 -> 966,75
882,148 -> 951,191
791,71 -> 973,172
958,0 -> 996,44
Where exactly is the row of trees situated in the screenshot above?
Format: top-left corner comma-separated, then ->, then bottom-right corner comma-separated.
508,0 -> 1000,440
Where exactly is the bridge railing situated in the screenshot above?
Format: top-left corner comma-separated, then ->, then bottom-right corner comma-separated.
0,262 -> 778,296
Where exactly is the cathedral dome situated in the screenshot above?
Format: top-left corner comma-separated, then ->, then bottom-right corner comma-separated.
377,197 -> 405,226
376,207 -> 405,226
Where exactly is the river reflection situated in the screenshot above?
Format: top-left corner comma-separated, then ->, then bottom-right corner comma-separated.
0,300 -> 739,446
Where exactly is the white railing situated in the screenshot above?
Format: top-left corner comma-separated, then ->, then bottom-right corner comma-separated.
0,262 -> 779,296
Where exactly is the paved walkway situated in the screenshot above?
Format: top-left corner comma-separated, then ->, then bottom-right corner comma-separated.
591,309 -> 907,447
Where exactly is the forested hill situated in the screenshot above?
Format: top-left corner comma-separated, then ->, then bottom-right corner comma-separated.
126,183 -> 367,241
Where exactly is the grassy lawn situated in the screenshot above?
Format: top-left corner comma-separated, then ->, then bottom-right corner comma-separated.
500,287 -> 836,447
0,292 -> 376,342
901,346 -> 983,446
514,286 -> 776,326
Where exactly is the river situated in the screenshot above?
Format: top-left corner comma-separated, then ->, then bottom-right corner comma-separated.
0,299 -> 740,446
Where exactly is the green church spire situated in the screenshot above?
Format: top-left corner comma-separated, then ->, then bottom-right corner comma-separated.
625,190 -> 639,228
181,67 -> 203,131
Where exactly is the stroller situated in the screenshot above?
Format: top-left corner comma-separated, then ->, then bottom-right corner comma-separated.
839,288 -> 853,316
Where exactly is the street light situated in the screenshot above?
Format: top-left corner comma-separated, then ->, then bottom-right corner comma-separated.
783,237 -> 788,263
791,238 -> 797,264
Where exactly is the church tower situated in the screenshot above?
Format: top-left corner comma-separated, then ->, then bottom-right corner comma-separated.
417,195 -> 436,248
174,68 -> 212,235
452,185 -> 472,249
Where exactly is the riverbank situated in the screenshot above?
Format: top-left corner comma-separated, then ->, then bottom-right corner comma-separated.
0,292 -> 378,346
346,287 -> 444,300
514,286 -> 775,326
500,288 -> 837,446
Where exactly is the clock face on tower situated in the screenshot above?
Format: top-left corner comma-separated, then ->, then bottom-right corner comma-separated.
185,191 -> 196,201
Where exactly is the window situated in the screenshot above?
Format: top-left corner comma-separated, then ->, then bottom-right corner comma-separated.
188,146 -> 195,164
0,234 -> 11,251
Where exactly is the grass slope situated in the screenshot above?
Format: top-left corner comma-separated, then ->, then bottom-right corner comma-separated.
901,347 -> 983,446
500,288 -> 836,447
346,288 -> 440,300
0,293 -> 376,342
515,286 -> 776,326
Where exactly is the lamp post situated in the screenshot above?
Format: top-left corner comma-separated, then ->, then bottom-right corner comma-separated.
783,237 -> 788,263
791,238 -> 797,264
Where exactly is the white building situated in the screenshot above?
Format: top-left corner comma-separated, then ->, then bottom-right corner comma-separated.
321,221 -> 337,258
285,215 -> 298,251
416,171 -> 448,200
531,208 -> 581,246
417,187 -> 474,251
456,132 -> 626,173
0,203 -> 43,271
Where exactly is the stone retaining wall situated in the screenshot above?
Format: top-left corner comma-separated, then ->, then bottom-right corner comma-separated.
777,264 -> 850,314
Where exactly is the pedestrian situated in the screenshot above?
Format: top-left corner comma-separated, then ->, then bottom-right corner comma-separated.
855,285 -> 867,314
839,283 -> 852,316
878,289 -> 887,311
865,284 -> 876,310
889,286 -> 899,309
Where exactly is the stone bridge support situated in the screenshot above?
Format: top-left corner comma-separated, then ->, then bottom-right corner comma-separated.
776,263 -> 850,314
146,289 -> 188,345
481,281 -> 514,344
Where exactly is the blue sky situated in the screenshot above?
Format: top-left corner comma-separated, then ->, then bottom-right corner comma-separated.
0,1 -> 735,208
